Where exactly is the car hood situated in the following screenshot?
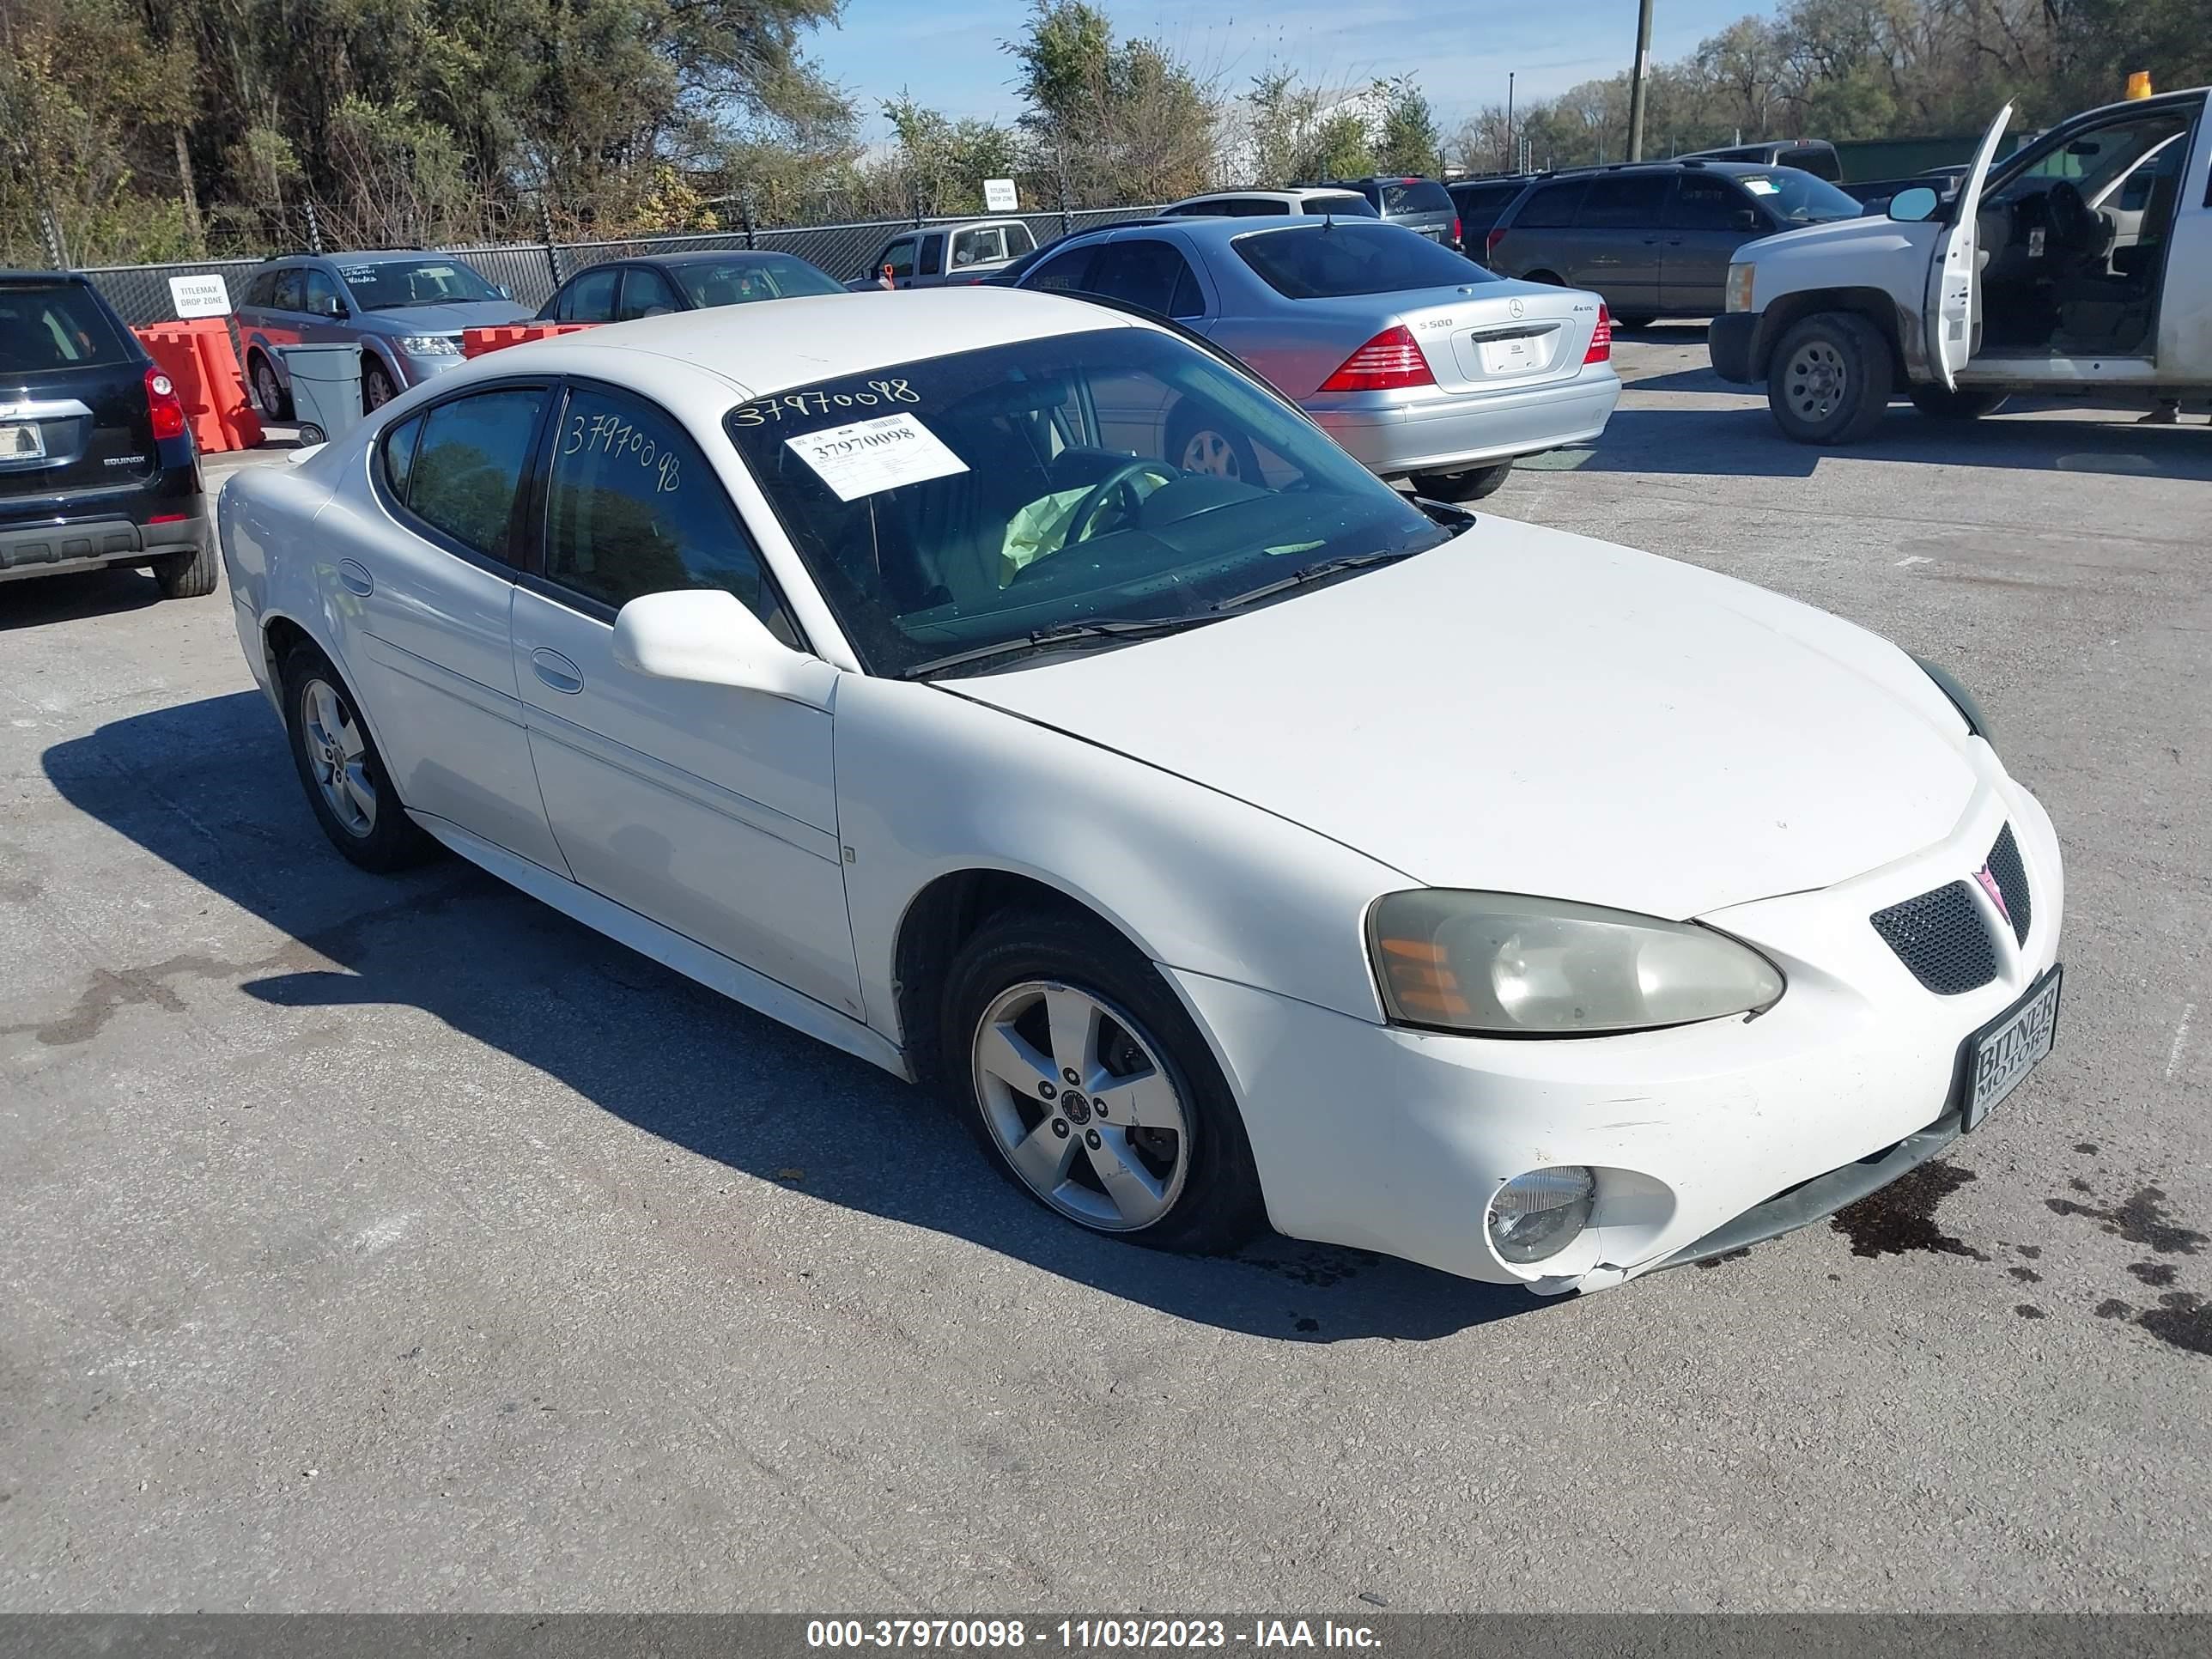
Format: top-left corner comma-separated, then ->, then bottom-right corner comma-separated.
366,300 -> 534,332
1741,215 -> 1932,262
949,519 -> 1980,920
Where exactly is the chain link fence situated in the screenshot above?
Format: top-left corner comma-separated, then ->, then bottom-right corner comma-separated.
75,204 -> 1169,326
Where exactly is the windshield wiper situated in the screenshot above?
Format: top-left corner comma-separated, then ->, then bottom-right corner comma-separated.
902,613 -> 1223,679
1209,547 -> 1428,613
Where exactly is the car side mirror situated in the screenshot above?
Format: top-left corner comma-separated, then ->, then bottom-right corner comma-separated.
1887,186 -> 1940,223
611,588 -> 829,703
496,284 -> 514,301
1732,208 -> 1762,230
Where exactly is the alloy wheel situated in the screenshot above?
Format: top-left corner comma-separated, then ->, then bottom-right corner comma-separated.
1179,429 -> 1244,481
300,677 -> 376,836
970,981 -> 1192,1231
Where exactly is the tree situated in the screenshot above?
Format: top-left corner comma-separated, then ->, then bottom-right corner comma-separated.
1003,0 -> 1218,203
1375,76 -> 1441,177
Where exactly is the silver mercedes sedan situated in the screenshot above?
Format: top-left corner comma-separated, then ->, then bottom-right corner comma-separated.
1013,215 -> 1619,500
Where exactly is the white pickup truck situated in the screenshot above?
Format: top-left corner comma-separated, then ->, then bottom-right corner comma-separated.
1710,88 -> 2211,441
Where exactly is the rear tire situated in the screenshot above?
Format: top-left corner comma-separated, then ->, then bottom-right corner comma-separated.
1524,269 -> 1565,286
1165,407 -> 1262,484
150,537 -> 217,600
1908,384 -> 2008,422
1613,312 -> 1657,331
1766,312 -> 1893,445
940,906 -> 1267,1256
251,352 -> 292,422
1409,460 -> 1513,501
278,641 -> 436,872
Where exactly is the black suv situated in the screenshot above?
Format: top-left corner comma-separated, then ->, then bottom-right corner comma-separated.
1448,174 -> 1540,256
1,271 -> 213,598
1482,161 -> 1866,324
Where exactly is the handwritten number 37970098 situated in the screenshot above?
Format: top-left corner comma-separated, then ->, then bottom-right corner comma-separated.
565,412 -> 681,495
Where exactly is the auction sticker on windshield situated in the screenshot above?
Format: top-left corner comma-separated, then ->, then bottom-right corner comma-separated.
787,412 -> 969,501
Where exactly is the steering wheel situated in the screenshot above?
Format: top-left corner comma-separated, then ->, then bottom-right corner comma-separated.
2044,180 -> 2097,252
1062,459 -> 1180,547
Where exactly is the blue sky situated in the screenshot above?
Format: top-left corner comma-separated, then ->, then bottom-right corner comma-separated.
811,1 -> 1779,137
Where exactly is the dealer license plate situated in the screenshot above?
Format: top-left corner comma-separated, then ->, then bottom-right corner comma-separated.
1961,965 -> 2061,1131
1479,337 -> 1540,375
0,422 -> 46,460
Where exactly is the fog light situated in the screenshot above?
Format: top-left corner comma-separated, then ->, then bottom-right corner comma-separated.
1487,1167 -> 1596,1264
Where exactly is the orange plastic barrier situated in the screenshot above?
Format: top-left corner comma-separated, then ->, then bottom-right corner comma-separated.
460,322 -> 600,359
131,319 -> 264,453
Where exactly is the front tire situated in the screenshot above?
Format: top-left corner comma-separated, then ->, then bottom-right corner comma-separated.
1908,384 -> 2008,422
1767,312 -> 1893,444
1409,460 -> 1513,502
941,907 -> 1266,1255
279,643 -> 435,872
362,361 -> 397,414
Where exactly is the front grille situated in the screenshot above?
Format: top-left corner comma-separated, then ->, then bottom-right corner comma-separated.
1870,881 -> 1997,995
1986,823 -> 2032,945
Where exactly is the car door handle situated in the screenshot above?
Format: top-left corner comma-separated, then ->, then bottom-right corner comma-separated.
336,559 -> 373,596
531,647 -> 584,694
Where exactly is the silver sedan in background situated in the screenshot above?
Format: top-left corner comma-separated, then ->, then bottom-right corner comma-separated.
1014,216 -> 1619,500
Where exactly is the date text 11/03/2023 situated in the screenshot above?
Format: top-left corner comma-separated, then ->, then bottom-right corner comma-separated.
805,1620 -> 1382,1650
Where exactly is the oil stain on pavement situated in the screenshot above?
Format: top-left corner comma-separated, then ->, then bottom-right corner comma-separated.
1830,1158 -> 1988,1260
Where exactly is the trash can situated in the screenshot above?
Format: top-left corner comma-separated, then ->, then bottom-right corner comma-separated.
279,344 -> 364,447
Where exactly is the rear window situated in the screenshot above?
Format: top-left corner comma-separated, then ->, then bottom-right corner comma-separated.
0,283 -> 133,372
1381,179 -> 1453,215
1234,222 -> 1492,299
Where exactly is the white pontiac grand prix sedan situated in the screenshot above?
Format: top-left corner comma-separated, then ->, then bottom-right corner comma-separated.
218,289 -> 2064,1296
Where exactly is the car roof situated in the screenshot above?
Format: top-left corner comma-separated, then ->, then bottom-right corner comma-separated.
462,288 -> 1148,402
0,269 -> 84,283
255,249 -> 441,267
1522,159 -> 1795,184
573,249 -> 821,271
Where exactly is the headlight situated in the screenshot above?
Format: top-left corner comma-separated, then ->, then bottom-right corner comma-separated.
1488,1167 -> 1595,1263
1369,890 -> 1784,1036
396,335 -> 461,356
1911,655 -> 1991,742
1724,263 -> 1756,313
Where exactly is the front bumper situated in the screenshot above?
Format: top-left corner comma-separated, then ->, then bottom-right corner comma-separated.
0,509 -> 210,584
1167,758 -> 2063,1293
1305,369 -> 1620,477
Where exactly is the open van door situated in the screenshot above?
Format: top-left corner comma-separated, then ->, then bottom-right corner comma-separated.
1926,103 -> 2014,389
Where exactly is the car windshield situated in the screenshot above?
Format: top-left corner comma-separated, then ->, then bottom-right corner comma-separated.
670,255 -> 843,307
1733,169 -> 1865,224
726,326 -> 1455,678
0,282 -> 132,371
338,258 -> 503,310
1235,222 -> 1494,299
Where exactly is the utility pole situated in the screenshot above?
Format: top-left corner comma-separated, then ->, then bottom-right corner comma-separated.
1626,0 -> 1655,161
1506,72 -> 1515,174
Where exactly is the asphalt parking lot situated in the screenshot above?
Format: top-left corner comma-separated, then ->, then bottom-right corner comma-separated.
3,331 -> 2209,1613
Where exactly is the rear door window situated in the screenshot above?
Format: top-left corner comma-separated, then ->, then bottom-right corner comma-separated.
0,282 -> 133,370
918,234 -> 945,277
1302,193 -> 1376,217
1235,222 -> 1490,298
615,266 -> 683,321
558,267 -> 621,323
1576,174 -> 1674,228
952,226 -> 1015,267
1515,179 -> 1589,229
1087,240 -> 1206,319
1668,175 -> 1757,231
404,388 -> 549,562
1024,245 -> 1098,293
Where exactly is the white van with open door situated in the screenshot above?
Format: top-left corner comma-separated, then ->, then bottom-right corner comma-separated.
1707,88 -> 2212,442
